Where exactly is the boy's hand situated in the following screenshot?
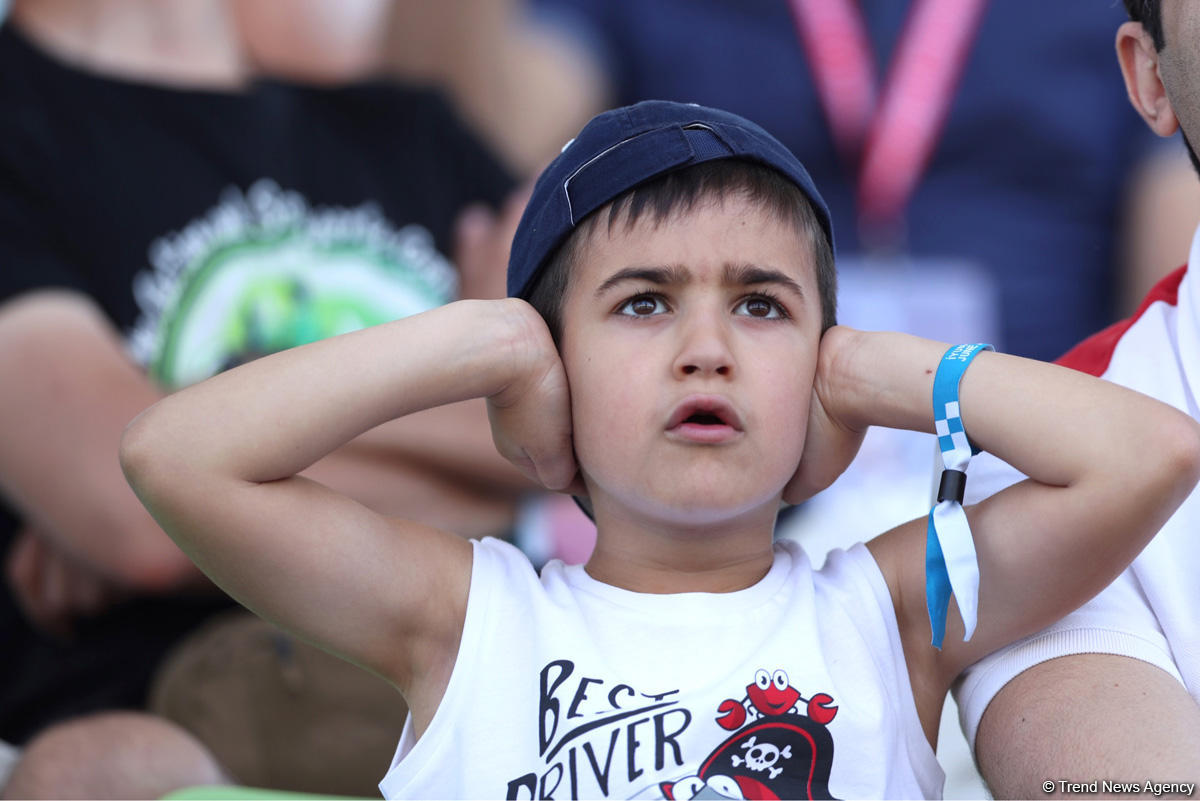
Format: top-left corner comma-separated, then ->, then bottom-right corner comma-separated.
782,326 -> 866,504
486,301 -> 582,494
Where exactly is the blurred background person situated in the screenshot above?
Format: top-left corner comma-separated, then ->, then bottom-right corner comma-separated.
382,0 -> 607,179
0,0 -> 593,794
229,0 -> 606,180
954,0 -> 1200,793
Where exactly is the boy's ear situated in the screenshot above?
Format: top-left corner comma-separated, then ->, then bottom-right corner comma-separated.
1116,21 -> 1180,137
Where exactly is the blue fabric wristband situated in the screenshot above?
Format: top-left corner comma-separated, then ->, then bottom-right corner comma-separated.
926,343 -> 994,648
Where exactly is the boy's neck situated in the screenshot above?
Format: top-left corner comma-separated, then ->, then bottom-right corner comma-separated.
583,504 -> 779,594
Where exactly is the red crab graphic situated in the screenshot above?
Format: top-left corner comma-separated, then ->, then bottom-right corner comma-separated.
716,669 -> 838,731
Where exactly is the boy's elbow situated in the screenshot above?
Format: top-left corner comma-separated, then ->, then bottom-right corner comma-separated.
119,403 -> 179,495
118,408 -> 157,495
1150,412 -> 1200,503
1174,415 -> 1200,486
117,407 -> 208,593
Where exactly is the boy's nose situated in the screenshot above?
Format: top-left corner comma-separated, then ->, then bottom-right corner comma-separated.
673,312 -> 734,379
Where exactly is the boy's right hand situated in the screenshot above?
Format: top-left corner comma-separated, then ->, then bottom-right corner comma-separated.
486,300 -> 582,494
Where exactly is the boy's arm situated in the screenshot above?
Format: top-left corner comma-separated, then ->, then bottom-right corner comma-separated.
0,291 -> 526,634
813,327 -> 1200,738
119,299 -> 574,709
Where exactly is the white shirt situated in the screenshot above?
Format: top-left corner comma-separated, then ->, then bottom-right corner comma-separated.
379,537 -> 943,800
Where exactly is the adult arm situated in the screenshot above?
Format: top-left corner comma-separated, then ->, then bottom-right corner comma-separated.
344,401 -> 534,495
977,654 -> 1200,797
383,0 -> 609,176
811,327 -> 1200,741
0,290 -> 199,593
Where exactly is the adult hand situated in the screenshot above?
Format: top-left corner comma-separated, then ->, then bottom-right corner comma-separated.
782,326 -> 867,504
5,525 -> 127,637
486,300 -> 583,494
454,185 -> 532,300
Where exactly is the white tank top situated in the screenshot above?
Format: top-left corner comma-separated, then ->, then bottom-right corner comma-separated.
379,537 -> 943,799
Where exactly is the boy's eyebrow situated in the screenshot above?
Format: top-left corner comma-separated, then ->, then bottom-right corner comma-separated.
724,264 -> 806,297
594,264 -> 806,298
593,265 -> 691,297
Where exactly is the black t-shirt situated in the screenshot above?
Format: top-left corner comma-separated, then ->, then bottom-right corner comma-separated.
0,21 -> 513,743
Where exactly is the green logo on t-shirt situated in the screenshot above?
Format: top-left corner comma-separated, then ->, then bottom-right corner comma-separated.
128,180 -> 455,388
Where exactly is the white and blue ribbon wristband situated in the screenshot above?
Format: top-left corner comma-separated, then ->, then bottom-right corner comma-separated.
927,343 -> 993,649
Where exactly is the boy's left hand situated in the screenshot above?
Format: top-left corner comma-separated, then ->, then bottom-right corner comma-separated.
782,326 -> 866,504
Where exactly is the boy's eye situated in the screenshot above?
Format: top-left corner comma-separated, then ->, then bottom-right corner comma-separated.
617,294 -> 669,316
734,296 -> 785,319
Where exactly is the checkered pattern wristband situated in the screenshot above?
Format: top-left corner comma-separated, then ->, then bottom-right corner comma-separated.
926,343 -> 993,649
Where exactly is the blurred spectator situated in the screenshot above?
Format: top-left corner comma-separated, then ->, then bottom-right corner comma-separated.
381,0 -> 609,177
0,0 -> 537,794
222,0 -> 606,178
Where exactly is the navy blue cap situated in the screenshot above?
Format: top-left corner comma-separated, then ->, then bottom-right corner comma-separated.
507,100 -> 834,299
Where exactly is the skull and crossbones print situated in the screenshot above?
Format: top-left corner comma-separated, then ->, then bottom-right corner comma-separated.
729,735 -> 793,780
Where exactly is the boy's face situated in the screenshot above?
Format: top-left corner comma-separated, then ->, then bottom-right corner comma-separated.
559,193 -> 823,527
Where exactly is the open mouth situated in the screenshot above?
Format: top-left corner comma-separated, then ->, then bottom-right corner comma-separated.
666,396 -> 743,443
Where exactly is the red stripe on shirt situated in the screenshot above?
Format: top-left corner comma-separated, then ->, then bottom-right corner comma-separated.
1055,265 -> 1188,376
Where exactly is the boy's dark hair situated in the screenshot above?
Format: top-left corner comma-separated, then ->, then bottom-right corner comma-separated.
527,159 -> 837,344
1124,0 -> 1164,50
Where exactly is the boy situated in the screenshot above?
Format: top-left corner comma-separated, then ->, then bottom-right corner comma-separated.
120,101 -> 1200,799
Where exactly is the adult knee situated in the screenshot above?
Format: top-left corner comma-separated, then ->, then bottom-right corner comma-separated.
2,711 -> 230,800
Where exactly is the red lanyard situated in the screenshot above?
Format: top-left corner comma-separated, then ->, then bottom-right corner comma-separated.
789,0 -> 988,236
